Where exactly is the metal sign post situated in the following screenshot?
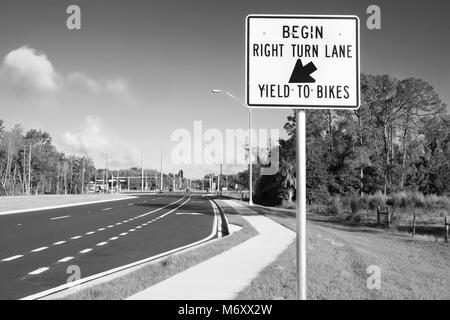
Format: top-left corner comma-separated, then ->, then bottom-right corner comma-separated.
296,109 -> 307,300
245,14 -> 360,300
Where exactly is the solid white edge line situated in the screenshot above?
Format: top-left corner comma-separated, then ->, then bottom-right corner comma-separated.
20,195 -> 220,300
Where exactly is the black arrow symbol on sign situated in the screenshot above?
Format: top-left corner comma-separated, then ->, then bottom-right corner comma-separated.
288,59 -> 317,83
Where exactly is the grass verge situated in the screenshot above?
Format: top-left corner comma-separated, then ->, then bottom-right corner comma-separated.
237,205 -> 450,300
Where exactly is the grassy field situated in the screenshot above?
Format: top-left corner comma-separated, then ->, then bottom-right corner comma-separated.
56,204 -> 258,300
0,193 -> 134,212
237,205 -> 450,300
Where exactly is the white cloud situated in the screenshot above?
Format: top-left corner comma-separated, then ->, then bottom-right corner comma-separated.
0,46 -> 60,93
67,72 -> 102,93
59,115 -> 138,168
67,72 -> 130,95
0,46 -> 132,104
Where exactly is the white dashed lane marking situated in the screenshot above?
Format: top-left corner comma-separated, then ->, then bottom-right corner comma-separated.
86,231 -> 95,235
53,241 -> 66,245
2,255 -> 23,262
29,267 -> 49,275
50,215 -> 70,220
58,257 -> 74,263
31,247 -> 48,252
102,208 -> 112,211
120,232 -> 127,236
80,248 -> 92,254
70,236 -> 82,240
109,237 -> 118,241
97,242 -> 108,246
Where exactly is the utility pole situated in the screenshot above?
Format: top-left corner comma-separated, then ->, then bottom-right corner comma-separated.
160,146 -> 163,192
219,164 -> 223,196
117,170 -> 120,192
141,145 -> 144,192
28,144 -> 32,195
105,153 -> 109,192
81,158 -> 85,194
23,146 -> 26,194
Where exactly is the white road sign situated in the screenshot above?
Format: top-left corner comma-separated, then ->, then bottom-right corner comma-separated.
245,15 -> 360,109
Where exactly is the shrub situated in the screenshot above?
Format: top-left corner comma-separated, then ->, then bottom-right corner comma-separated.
390,209 -> 404,228
411,191 -> 425,208
443,197 -> 450,216
328,195 -> 342,216
423,194 -> 445,209
309,204 -> 328,215
350,197 -> 363,215
349,212 -> 363,223
280,199 -> 296,209
366,193 -> 386,211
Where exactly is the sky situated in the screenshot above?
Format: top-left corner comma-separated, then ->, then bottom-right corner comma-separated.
0,0 -> 449,178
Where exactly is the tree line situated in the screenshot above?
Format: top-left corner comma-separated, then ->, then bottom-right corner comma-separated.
0,123 -> 182,196
0,123 -> 97,196
238,74 -> 450,206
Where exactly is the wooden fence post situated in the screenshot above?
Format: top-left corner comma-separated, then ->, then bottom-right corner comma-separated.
445,217 -> 448,243
386,206 -> 390,227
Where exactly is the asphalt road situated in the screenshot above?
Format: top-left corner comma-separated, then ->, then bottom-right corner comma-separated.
0,193 -> 217,300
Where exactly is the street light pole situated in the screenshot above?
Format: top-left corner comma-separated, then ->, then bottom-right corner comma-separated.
81,158 -> 85,194
160,146 -> 163,192
211,89 -> 253,205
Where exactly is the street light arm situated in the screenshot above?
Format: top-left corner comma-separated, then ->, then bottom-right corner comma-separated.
212,89 -> 249,112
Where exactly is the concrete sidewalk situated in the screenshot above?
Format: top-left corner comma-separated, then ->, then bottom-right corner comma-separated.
127,200 -> 295,300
